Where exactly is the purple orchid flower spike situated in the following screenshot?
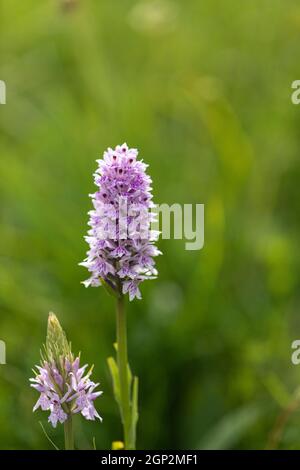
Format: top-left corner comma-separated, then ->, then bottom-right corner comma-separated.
80,144 -> 161,450
30,313 -> 102,449
80,143 -> 161,300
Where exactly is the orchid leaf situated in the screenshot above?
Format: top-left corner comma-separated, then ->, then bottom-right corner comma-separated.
107,356 -> 121,410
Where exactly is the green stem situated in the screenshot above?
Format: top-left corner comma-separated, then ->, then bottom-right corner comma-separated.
64,415 -> 74,450
116,295 -> 132,449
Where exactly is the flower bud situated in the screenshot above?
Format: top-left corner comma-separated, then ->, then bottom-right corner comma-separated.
46,312 -> 72,365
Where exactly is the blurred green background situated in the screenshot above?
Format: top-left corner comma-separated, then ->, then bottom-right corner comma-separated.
1,0 -> 300,450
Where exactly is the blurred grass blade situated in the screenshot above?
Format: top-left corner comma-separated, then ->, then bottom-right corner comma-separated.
198,405 -> 261,450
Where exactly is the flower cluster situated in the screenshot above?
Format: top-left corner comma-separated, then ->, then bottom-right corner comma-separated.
30,313 -> 102,428
80,143 -> 161,301
30,357 -> 102,427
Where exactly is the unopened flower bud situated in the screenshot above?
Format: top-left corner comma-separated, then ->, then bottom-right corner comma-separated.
46,312 -> 72,365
